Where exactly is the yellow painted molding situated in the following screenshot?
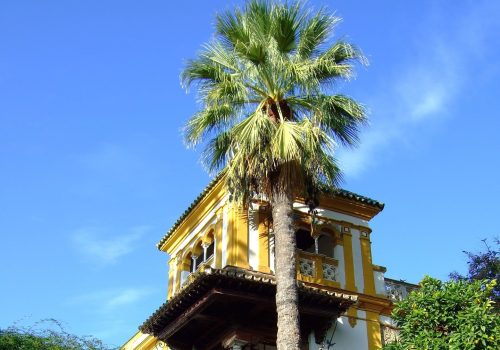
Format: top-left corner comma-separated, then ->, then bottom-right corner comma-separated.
121,332 -> 157,350
160,179 -> 226,253
356,293 -> 393,315
257,208 -> 270,273
292,210 -> 373,235
372,264 -> 387,273
360,236 -> 376,295
296,251 -> 341,288
342,232 -> 357,292
366,311 -> 382,350
234,206 -> 249,268
215,216 -> 223,269
295,196 -> 382,221
347,308 -> 357,328
167,258 -> 176,299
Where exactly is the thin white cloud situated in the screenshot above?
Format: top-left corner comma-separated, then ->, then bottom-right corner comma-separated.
338,0 -> 498,178
69,287 -> 154,313
71,225 -> 150,265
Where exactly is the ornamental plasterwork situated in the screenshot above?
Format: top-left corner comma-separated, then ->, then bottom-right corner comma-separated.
385,280 -> 415,302
322,263 -> 337,281
381,325 -> 400,345
299,258 -> 314,277
154,340 -> 167,349
385,281 -> 406,301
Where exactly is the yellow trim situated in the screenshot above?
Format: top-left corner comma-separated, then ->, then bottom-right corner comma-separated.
175,256 -> 190,293
372,264 -> 387,273
225,203 -> 235,266
360,233 -> 376,295
366,311 -> 382,350
293,210 -> 373,235
296,196 -> 382,221
342,230 -> 357,292
121,332 -> 157,350
215,209 -> 223,269
167,258 -> 175,299
296,250 -> 341,288
201,225 -> 216,244
160,180 -> 226,253
257,207 -> 271,273
347,307 -> 358,327
234,206 -> 250,268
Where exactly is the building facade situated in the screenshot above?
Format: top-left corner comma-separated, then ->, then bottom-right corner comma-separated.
122,177 -> 415,350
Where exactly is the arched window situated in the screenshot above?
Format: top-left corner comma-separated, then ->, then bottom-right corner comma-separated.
295,228 -> 315,253
190,242 -> 204,272
204,231 -> 215,261
317,234 -> 334,257
206,241 -> 215,260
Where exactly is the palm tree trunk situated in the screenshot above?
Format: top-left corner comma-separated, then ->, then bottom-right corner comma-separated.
271,185 -> 301,350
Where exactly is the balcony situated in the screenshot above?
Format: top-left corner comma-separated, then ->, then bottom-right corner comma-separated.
296,250 -> 340,287
384,278 -> 417,302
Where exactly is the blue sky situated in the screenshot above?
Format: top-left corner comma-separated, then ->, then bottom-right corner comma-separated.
1,0 -> 499,347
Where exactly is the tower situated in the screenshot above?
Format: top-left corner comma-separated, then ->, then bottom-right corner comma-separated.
122,176 -> 415,350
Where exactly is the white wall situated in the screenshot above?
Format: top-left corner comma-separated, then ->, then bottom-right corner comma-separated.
308,311 -> 369,350
374,271 -> 386,295
248,205 -> 259,270
293,202 -> 370,229
334,244 -> 345,288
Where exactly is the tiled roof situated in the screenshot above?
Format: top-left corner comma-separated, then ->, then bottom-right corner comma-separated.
328,188 -> 385,209
157,175 -> 384,250
157,175 -> 222,250
140,266 -> 357,335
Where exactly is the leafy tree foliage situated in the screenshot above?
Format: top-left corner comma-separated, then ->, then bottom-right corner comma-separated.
450,238 -> 500,302
0,319 -> 115,350
383,277 -> 499,350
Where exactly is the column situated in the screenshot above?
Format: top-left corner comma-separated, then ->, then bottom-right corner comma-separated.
366,311 -> 382,350
342,228 -> 357,292
258,206 -> 271,273
234,206 -> 249,268
360,230 -> 376,295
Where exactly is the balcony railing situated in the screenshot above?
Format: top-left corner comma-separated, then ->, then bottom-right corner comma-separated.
296,250 -> 339,286
384,278 -> 417,302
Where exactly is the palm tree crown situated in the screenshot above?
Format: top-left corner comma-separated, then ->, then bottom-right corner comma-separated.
182,0 -> 367,202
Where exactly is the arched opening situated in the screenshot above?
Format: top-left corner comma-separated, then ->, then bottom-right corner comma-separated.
295,228 -> 315,253
205,231 -> 215,261
317,233 -> 334,257
190,242 -> 204,272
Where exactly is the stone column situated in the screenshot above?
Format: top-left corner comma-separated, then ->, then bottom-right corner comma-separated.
191,255 -> 199,272
202,243 -> 210,262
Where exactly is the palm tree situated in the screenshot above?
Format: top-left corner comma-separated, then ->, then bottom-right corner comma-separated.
181,1 -> 366,349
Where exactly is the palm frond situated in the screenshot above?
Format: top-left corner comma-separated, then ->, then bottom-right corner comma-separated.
296,10 -> 340,59
269,2 -> 301,53
201,131 -> 234,173
184,104 -> 240,146
314,94 -> 367,147
182,0 -> 368,197
271,121 -> 302,162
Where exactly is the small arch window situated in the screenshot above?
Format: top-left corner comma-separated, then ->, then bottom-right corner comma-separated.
205,241 -> 215,260
317,233 -> 334,257
295,228 -> 315,253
